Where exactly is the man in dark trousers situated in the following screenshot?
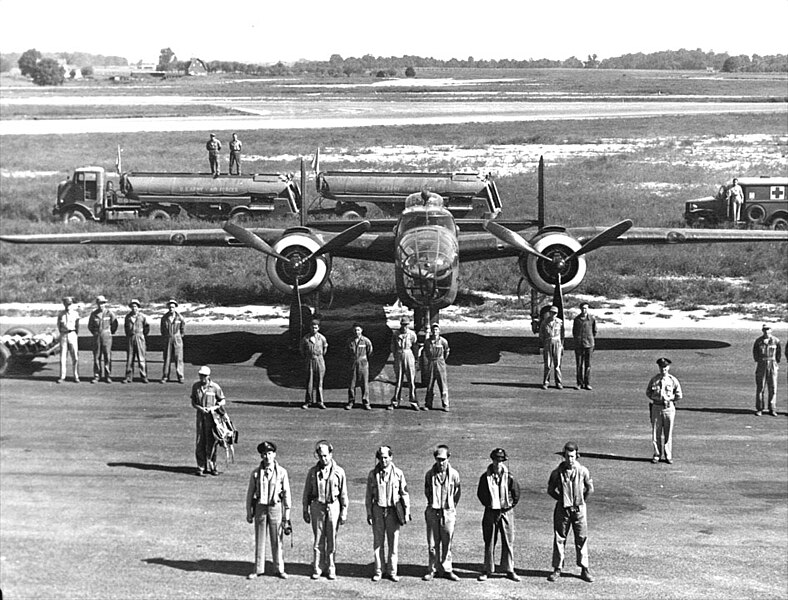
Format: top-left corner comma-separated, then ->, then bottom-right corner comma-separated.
547,441 -> 594,583
191,365 -> 226,477
476,448 -> 521,582
206,133 -> 222,177
572,302 -> 597,390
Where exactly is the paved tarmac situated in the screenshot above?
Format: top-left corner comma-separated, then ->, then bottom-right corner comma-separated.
0,320 -> 786,599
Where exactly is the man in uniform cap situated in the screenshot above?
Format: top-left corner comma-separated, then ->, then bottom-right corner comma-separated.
390,316 -> 418,410
476,448 -> 521,582
246,440 -> 291,579
206,133 -> 222,177
539,305 -> 564,389
646,357 -> 683,464
753,324 -> 781,416
56,296 -> 80,383
123,299 -> 150,383
160,298 -> 186,384
191,365 -> 226,476
88,295 -> 118,383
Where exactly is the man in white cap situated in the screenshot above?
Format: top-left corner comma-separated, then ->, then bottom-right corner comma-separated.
160,298 -> 186,384
753,324 -> 781,417
123,299 -> 149,383
88,295 -> 118,383
539,305 -> 564,390
191,365 -> 226,476
390,316 -> 418,410
646,357 -> 683,464
56,296 -> 80,383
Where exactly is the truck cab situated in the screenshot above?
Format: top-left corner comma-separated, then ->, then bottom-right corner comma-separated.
54,167 -> 139,223
684,176 -> 788,230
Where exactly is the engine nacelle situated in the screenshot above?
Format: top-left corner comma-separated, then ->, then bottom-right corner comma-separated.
519,230 -> 588,295
265,228 -> 332,295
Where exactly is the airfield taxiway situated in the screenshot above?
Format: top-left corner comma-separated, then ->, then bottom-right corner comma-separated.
0,319 -> 785,599
0,100 -> 784,135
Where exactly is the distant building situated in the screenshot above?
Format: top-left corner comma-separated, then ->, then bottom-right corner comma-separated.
186,58 -> 208,76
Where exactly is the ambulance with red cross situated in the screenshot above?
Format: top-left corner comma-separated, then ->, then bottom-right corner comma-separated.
684,176 -> 788,230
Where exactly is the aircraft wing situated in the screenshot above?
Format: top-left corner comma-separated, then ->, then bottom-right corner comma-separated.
0,227 -> 398,262
458,226 -> 787,262
569,227 -> 788,245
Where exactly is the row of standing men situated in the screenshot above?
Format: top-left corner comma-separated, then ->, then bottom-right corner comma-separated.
243,439 -> 594,584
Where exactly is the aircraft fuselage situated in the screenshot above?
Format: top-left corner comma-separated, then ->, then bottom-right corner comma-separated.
394,203 -> 460,312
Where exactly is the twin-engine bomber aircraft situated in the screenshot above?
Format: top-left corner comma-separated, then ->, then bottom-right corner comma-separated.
1,158 -> 786,336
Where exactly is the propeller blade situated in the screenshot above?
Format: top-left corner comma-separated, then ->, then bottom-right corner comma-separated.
306,220 -> 371,260
551,271 -> 564,322
569,219 -> 633,259
483,220 -> 551,261
223,222 -> 289,261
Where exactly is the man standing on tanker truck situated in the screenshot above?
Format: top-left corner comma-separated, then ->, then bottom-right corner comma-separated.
206,133 -> 222,178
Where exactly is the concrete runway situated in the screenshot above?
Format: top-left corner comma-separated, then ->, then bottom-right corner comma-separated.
0,320 -> 786,599
1,100 -> 784,135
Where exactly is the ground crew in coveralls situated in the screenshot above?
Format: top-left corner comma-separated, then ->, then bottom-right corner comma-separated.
547,441 -> 594,584
160,298 -> 185,384
476,448 -> 521,582
302,440 -> 348,580
365,445 -> 410,582
646,357 -> 683,464
88,295 -> 118,383
753,324 -> 781,417
246,441 -> 291,580
346,322 -> 373,410
540,305 -> 564,389
229,133 -> 242,175
301,319 -> 328,409
572,302 -> 597,390
422,444 -> 461,582
423,323 -> 451,411
56,296 -> 80,383
390,316 -> 418,410
123,299 -> 149,383
191,365 -> 225,477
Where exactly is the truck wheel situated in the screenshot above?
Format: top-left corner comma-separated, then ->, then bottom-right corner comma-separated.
62,209 -> 86,224
229,209 -> 252,223
147,209 -> 171,221
770,217 -> 788,231
3,327 -> 34,338
746,204 -> 766,224
0,344 -> 11,377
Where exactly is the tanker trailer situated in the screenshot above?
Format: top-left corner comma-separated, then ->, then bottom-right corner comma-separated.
54,166 -> 301,223
313,171 -> 502,219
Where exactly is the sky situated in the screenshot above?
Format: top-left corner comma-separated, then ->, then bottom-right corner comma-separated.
1,0 -> 786,65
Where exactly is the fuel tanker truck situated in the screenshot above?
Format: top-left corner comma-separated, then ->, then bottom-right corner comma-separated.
53,166 -> 301,223
312,170 -> 502,219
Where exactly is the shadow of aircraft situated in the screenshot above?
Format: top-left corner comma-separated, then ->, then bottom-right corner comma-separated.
676,407 -> 760,415
107,462 -> 198,476
142,557 -> 249,577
